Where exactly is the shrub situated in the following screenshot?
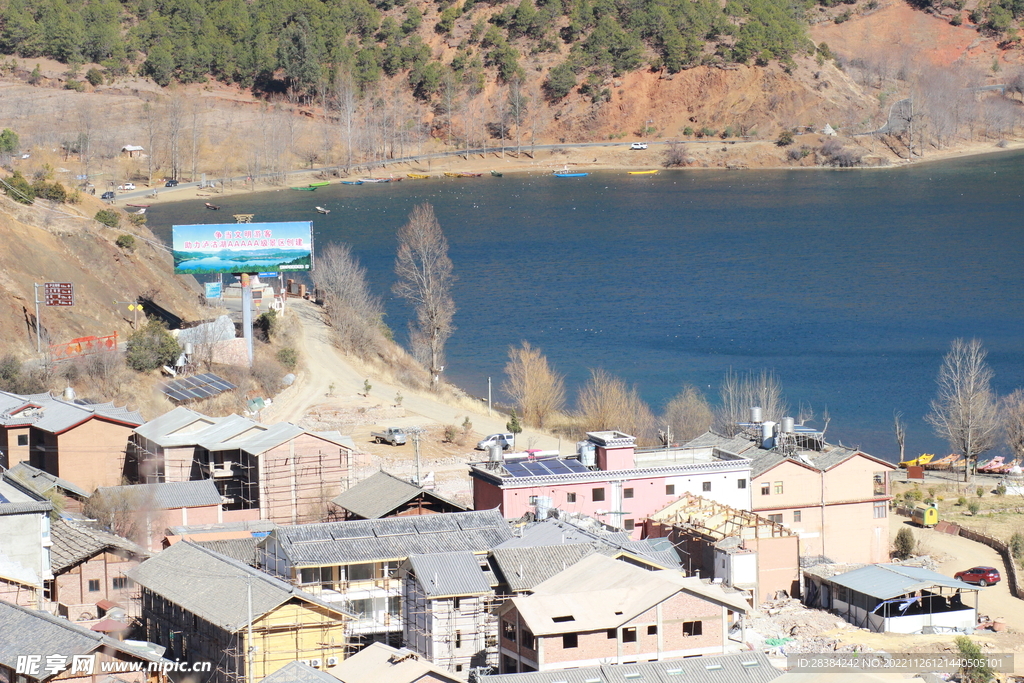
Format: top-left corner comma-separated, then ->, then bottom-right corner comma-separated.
908,487 -> 923,501
125,319 -> 181,372
94,209 -> 120,227
776,130 -> 795,146
115,234 -> 135,251
682,126 -> 694,136
85,68 -> 104,86
32,180 -> 68,202
976,486 -> 984,498
4,170 -> 35,204
967,500 -> 980,515
443,424 -> 458,443
1011,531 -> 1024,562
894,527 -> 915,559
277,347 -> 298,370
255,310 -> 278,340
64,79 -> 85,92
957,496 -> 967,506
950,13 -> 962,25
996,483 -> 1007,496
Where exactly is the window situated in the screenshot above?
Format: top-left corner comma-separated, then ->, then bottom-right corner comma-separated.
737,478 -> 747,489
522,629 -> 535,650
761,483 -> 770,495
702,481 -> 711,492
502,655 -> 518,674
873,472 -> 887,496
455,631 -> 462,648
624,488 -> 634,499
767,514 -> 783,524
874,500 -> 887,519
836,586 -> 848,602
88,579 -> 100,592
647,625 -> 658,635
112,577 -> 132,590
622,627 -> 637,643
552,615 -> 575,623
453,597 -> 461,611
17,434 -> 27,446
350,598 -> 372,617
562,634 -> 578,649
774,481 -> 784,495
624,519 -> 635,531
347,563 -> 376,581
502,620 -> 516,643
682,621 -> 703,636
793,510 -> 801,523
529,495 -> 538,505
388,596 -> 401,615
607,629 -> 617,639
666,484 -> 675,495
456,665 -> 463,672
566,492 -> 577,503
592,488 -> 606,502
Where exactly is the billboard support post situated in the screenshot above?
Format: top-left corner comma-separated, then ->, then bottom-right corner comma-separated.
240,273 -> 254,367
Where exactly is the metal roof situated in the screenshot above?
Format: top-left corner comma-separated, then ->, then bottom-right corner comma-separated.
160,373 -> 237,403
50,519 -> 147,573
480,652 -> 778,683
407,551 -> 493,598
213,422 -> 306,455
3,462 -> 89,499
826,564 -> 977,600
0,390 -> 142,434
331,642 -> 462,683
331,470 -> 467,519
259,661 -> 341,683
265,509 -> 512,567
93,480 -> 222,510
133,406 -> 222,446
129,541 -> 352,633
0,599 -> 162,674
194,538 -> 261,565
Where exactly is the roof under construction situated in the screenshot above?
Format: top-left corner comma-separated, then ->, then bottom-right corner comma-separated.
650,492 -> 795,541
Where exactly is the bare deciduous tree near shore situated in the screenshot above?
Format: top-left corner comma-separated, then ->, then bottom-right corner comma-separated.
661,384 -> 713,445
1001,389 -> 1024,460
893,410 -> 907,465
313,243 -> 385,358
393,203 -> 456,389
576,368 -> 655,444
503,341 -> 565,428
716,368 -> 788,434
925,338 -> 1000,482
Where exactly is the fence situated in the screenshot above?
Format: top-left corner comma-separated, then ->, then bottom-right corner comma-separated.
50,332 -> 119,361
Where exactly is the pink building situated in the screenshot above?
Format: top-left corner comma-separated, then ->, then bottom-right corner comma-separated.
496,554 -> 749,673
471,431 -> 752,538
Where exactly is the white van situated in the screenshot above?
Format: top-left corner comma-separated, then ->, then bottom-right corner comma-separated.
476,433 -> 515,451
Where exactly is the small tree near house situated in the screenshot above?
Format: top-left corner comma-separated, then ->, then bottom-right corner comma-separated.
893,526 -> 915,560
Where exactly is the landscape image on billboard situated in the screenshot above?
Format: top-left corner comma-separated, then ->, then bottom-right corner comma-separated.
172,222 -> 313,275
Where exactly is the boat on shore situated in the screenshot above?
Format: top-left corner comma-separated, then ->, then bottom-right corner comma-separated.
291,186 -> 317,191
362,177 -> 401,183
407,173 -> 431,179
490,170 -> 503,177
444,172 -> 483,178
628,170 -> 658,175
204,202 -> 220,210
316,206 -> 330,214
308,181 -> 330,187
341,180 -> 363,185
126,204 -> 151,208
554,172 -> 589,177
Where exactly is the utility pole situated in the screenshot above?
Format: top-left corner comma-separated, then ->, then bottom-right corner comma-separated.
246,575 -> 254,683
33,283 -> 41,354
407,427 -> 425,486
487,377 -> 492,416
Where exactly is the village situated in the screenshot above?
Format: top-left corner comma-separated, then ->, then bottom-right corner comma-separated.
1,288 -> 1023,683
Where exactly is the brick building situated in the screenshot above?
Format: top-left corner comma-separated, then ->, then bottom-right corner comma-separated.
330,470 -> 467,521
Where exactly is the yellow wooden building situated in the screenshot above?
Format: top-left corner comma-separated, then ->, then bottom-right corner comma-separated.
130,541 -> 352,683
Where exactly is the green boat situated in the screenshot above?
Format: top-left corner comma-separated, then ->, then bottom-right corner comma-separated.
291,186 -> 317,191
490,170 -> 503,177
308,181 -> 330,187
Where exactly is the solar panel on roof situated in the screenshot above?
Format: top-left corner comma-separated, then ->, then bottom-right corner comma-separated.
504,462 -> 529,477
160,373 -> 238,403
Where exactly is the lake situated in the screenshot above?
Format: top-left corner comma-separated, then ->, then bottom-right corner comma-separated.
146,151 -> 1024,461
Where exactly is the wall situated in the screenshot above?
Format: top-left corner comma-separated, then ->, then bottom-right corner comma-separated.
2,426 -> 31,466
0,509 -> 50,586
251,600 -> 348,679
53,550 -> 141,621
55,419 -> 136,491
257,434 -> 351,525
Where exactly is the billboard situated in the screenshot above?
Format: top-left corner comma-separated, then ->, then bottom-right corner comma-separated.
172,222 -> 313,275
204,281 -> 222,299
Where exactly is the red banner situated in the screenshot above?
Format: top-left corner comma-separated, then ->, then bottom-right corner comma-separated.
50,332 -> 119,360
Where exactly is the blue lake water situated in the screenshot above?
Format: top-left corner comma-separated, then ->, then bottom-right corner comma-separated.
147,151 -> 1024,461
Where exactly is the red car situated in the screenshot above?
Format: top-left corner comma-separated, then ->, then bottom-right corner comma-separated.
954,566 -> 1001,586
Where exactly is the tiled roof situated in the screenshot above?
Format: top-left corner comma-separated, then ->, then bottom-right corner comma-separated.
0,477 -> 51,517
194,538 -> 261,565
3,462 -> 89,499
259,661 -> 340,683
50,519 -> 147,573
0,390 -> 142,434
129,541 -> 352,632
407,552 -> 492,598
331,470 -> 466,519
479,652 -> 779,683
93,480 -> 221,510
331,643 -> 461,683
133,406 -> 220,446
265,509 -> 512,567
491,544 -> 604,592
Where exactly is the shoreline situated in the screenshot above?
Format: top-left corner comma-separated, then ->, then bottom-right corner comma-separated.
123,137 -> 1024,209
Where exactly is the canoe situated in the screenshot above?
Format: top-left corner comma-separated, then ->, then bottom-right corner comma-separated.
407,173 -> 431,179
204,202 -> 220,210
490,170 -> 503,177
554,172 -> 588,177
315,206 -> 330,214
341,180 -> 363,185
628,170 -> 658,175
308,181 -> 330,187
362,177 -> 401,183
291,186 -> 317,191
126,204 -> 151,208
444,172 -> 483,178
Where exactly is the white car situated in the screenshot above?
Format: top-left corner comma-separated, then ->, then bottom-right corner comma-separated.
118,183 -> 136,191
630,142 -> 648,150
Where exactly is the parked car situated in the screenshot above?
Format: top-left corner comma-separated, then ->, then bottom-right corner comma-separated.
101,191 -> 115,200
954,566 -> 1000,586
118,183 -> 136,191
476,433 -> 515,451
630,142 -> 648,150
164,179 -> 179,187
371,428 -> 407,446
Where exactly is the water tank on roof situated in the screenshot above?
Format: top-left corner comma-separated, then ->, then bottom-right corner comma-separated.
488,444 -> 503,463
781,416 -> 795,433
750,406 -> 762,423
578,441 -> 596,468
63,386 -> 75,401
184,342 -> 194,356
535,496 -> 553,520
761,421 -> 776,449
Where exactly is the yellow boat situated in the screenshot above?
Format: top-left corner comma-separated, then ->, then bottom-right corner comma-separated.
899,453 -> 935,468
407,173 -> 431,179
628,170 -> 659,175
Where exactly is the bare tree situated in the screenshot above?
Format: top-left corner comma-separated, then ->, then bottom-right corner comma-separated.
84,486 -> 158,545
335,70 -> 359,172
141,100 -> 161,186
925,338 -> 1001,481
313,243 -> 385,358
1002,389 -> 1024,460
661,385 -> 712,445
893,410 -> 906,465
165,94 -> 185,180
502,341 -> 565,428
393,203 -> 456,388
715,368 -> 788,434
506,76 -> 528,157
576,368 -> 655,444
188,98 -> 206,183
